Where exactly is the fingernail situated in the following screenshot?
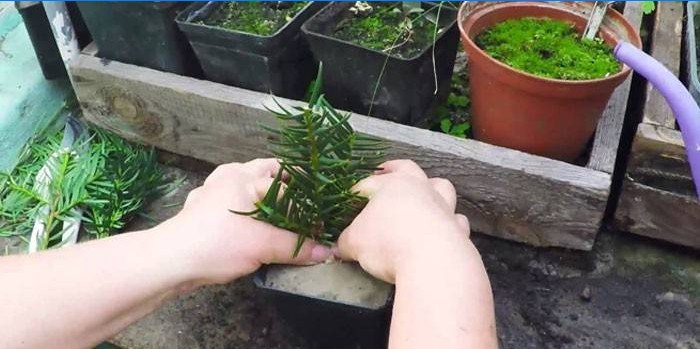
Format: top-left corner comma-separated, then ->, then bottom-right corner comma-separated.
311,245 -> 332,262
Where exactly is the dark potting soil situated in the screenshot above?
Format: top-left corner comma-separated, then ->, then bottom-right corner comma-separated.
476,17 -> 620,80
201,2 -> 307,36
332,2 -> 451,59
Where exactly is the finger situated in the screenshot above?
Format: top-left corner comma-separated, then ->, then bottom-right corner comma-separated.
351,175 -> 387,198
244,158 -> 282,178
430,178 -> 457,212
186,187 -> 202,201
455,214 -> 470,237
205,162 -> 242,185
375,160 -> 428,179
260,229 -> 333,265
253,177 -> 287,201
335,227 -> 359,262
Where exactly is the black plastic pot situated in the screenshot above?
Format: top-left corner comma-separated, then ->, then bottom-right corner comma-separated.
65,2 -> 92,50
15,1 -> 67,80
302,2 -> 459,126
76,2 -> 199,76
254,264 -> 393,349
176,2 -> 324,99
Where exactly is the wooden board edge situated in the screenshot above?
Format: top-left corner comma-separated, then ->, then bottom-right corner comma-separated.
615,179 -> 700,249
634,123 -> 685,157
70,53 -> 612,250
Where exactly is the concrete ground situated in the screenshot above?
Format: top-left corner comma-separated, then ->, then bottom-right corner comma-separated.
111,163 -> 698,349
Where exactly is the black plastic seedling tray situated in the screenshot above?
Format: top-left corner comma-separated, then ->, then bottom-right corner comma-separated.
176,2 -> 324,99
77,2 -> 199,76
301,2 -> 459,126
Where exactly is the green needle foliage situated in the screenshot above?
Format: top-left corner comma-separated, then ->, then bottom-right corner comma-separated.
237,66 -> 386,256
81,131 -> 165,238
0,126 -> 166,249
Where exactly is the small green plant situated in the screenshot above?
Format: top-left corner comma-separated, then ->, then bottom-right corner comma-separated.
434,60 -> 471,139
202,2 -> 307,36
436,92 -> 471,138
477,17 -> 620,80
237,66 -> 385,255
333,2 -> 449,59
0,127 -> 167,249
641,1 -> 656,15
440,117 -> 470,138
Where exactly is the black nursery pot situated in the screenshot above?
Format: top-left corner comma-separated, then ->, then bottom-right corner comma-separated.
302,2 -> 459,126
15,1 -> 66,80
77,2 -> 199,76
176,2 -> 324,99
254,263 -> 393,349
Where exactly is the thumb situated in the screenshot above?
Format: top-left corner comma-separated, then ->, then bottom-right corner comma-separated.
259,228 -> 333,266
334,226 -> 360,262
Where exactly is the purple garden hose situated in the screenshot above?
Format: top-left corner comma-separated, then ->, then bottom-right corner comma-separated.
615,42 -> 700,198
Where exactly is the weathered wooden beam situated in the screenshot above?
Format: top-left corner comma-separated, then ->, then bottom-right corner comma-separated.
70,54 -> 611,250
642,1 -> 683,128
627,123 -> 695,196
616,180 -> 700,249
587,1 -> 644,173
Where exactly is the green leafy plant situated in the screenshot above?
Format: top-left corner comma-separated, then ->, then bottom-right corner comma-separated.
641,1 -> 655,15
334,2 -> 451,59
0,127 -> 166,249
434,65 -> 471,139
440,116 -> 470,138
201,2 -> 307,36
236,66 -> 385,256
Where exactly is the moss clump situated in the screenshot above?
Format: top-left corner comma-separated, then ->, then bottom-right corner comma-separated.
476,17 -> 620,80
333,2 -> 447,59
203,2 -> 307,36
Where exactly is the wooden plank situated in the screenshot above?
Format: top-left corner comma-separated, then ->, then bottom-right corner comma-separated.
627,123 -> 695,196
70,54 -> 612,250
587,2 -> 645,173
642,1 -> 683,128
616,180 -> 700,249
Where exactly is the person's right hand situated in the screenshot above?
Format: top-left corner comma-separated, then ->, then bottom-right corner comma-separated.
336,160 -> 472,283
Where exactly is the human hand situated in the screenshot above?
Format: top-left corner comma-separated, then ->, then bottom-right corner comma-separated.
162,158 -> 333,287
336,160 -> 472,283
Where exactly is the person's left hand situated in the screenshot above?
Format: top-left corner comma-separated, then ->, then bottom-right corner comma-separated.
161,158 -> 332,287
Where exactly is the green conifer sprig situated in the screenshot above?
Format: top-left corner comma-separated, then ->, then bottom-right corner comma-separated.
0,127 -> 166,249
237,67 -> 386,256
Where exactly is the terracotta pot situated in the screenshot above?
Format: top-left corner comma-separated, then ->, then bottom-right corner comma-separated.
458,2 -> 642,162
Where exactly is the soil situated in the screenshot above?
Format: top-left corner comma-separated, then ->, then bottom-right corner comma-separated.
263,262 -> 392,309
476,17 -> 620,80
107,165 -> 698,349
202,2 -> 307,36
332,2 -> 449,59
